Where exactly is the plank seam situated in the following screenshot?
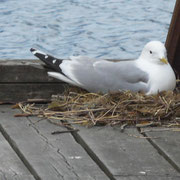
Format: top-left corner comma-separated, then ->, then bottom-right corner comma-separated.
27,117 -> 80,179
0,123 -> 41,180
138,128 -> 180,173
71,131 -> 116,180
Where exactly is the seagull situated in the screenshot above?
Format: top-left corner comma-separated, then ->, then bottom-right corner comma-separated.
30,41 -> 176,95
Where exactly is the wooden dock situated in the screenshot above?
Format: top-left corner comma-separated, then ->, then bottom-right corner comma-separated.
0,60 -> 66,102
0,105 -> 180,180
0,60 -> 180,180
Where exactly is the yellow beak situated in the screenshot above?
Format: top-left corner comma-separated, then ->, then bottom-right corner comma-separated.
160,58 -> 168,64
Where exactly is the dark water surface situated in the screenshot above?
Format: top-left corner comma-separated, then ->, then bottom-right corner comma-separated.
0,0 -> 176,59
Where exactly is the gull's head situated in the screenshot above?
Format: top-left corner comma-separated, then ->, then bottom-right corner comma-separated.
139,41 -> 168,65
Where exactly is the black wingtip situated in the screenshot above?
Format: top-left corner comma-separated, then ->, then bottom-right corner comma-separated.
30,48 -> 63,73
30,48 -> 38,55
30,48 -> 36,52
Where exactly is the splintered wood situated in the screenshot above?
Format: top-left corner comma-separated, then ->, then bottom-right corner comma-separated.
15,87 -> 180,128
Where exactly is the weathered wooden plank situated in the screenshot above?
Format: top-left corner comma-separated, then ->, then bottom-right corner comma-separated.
0,132 -> 34,180
165,0 -> 180,75
73,126 -> 180,179
0,60 -> 67,102
0,60 -> 59,83
0,106 -> 108,180
0,60 -> 71,102
0,173 -> 35,180
0,83 -> 66,102
115,176 -> 180,180
143,128 -> 180,171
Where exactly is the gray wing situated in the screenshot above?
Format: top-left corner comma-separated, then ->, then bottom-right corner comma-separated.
30,48 -> 150,93
61,56 -> 150,93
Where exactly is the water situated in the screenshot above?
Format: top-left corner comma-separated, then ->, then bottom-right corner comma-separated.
0,0 -> 176,60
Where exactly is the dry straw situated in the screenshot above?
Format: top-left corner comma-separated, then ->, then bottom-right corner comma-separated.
16,86 -> 180,128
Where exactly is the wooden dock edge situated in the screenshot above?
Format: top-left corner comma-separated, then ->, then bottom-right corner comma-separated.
0,60 -> 66,102
0,58 -> 179,102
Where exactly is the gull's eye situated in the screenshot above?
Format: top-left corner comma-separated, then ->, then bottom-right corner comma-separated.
150,50 -> 152,54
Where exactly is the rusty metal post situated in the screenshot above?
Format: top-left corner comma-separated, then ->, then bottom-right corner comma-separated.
166,0 -> 180,76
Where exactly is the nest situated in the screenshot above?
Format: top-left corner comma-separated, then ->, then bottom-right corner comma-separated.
16,86 -> 180,128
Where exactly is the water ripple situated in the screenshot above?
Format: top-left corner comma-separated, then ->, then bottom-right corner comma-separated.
0,0 -> 176,60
